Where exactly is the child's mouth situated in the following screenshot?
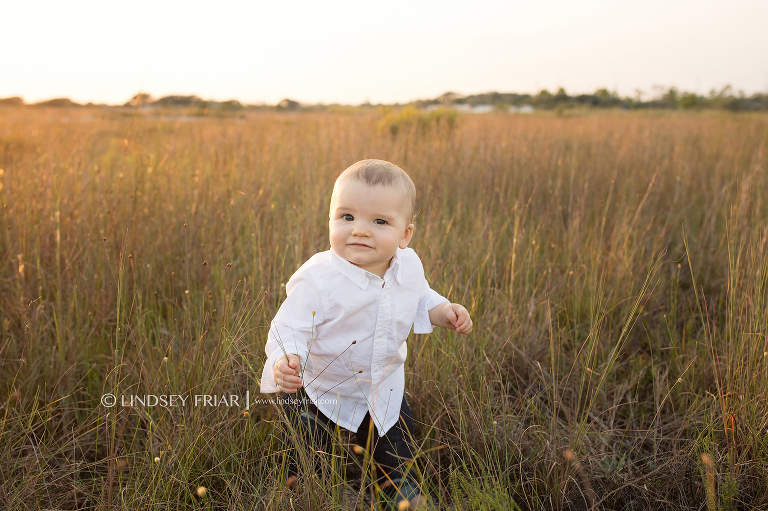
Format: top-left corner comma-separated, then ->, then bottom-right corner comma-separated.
349,243 -> 372,249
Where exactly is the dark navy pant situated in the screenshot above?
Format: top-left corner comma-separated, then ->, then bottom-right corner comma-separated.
279,387 -> 417,490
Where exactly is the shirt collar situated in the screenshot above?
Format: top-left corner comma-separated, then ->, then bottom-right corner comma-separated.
329,248 -> 403,289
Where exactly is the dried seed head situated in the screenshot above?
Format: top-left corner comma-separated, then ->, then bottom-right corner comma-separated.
563,449 -> 575,461
351,340 -> 356,344
196,486 -> 207,497
153,456 -> 160,463
286,475 -> 298,489
203,261 -> 207,266
358,370 -> 363,373
227,263 -> 232,268
701,454 -> 713,467
102,237 -> 106,242
352,445 -> 365,455
117,458 -> 128,471
163,357 -> 168,363
184,223 -> 187,228
398,500 -> 411,510
128,254 -> 132,258
243,411 -> 249,417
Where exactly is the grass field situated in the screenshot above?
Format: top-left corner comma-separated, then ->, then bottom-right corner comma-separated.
1,106 -> 767,510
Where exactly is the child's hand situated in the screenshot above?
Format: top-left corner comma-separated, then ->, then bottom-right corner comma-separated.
273,354 -> 303,393
433,303 -> 473,334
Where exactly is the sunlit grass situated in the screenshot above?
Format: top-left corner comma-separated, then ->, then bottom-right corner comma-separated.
1,106 -> 767,509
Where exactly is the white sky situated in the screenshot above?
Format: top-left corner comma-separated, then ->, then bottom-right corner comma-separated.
1,0 -> 766,105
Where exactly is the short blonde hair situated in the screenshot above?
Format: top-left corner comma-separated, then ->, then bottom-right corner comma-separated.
336,159 -> 416,222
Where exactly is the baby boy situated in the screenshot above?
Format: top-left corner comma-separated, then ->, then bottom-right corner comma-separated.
260,159 -> 472,509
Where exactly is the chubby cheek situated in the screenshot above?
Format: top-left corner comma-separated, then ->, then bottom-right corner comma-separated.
329,224 -> 348,248
382,231 -> 401,248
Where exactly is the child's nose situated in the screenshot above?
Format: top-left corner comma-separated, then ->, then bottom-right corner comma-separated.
352,222 -> 371,236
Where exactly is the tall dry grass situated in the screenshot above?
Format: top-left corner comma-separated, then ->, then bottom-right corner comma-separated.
0,106 -> 767,510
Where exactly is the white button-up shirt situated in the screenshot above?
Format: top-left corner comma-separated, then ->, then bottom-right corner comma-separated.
260,247 -> 448,435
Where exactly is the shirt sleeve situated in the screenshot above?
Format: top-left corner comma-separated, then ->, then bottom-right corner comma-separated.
260,271 -> 326,393
413,279 -> 449,335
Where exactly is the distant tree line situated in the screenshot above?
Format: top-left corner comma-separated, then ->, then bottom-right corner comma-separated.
2,86 -> 767,112
414,86 -> 768,112
0,94 -> 249,111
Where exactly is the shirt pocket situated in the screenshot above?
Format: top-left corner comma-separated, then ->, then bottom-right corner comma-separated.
392,300 -> 418,341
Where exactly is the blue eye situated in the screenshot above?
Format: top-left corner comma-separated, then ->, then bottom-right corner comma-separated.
342,214 -> 354,221
374,219 -> 387,225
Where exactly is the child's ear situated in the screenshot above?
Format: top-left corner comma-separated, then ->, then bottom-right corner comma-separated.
399,223 -> 414,249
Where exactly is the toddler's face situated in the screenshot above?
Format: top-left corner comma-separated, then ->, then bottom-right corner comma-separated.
329,179 -> 414,277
